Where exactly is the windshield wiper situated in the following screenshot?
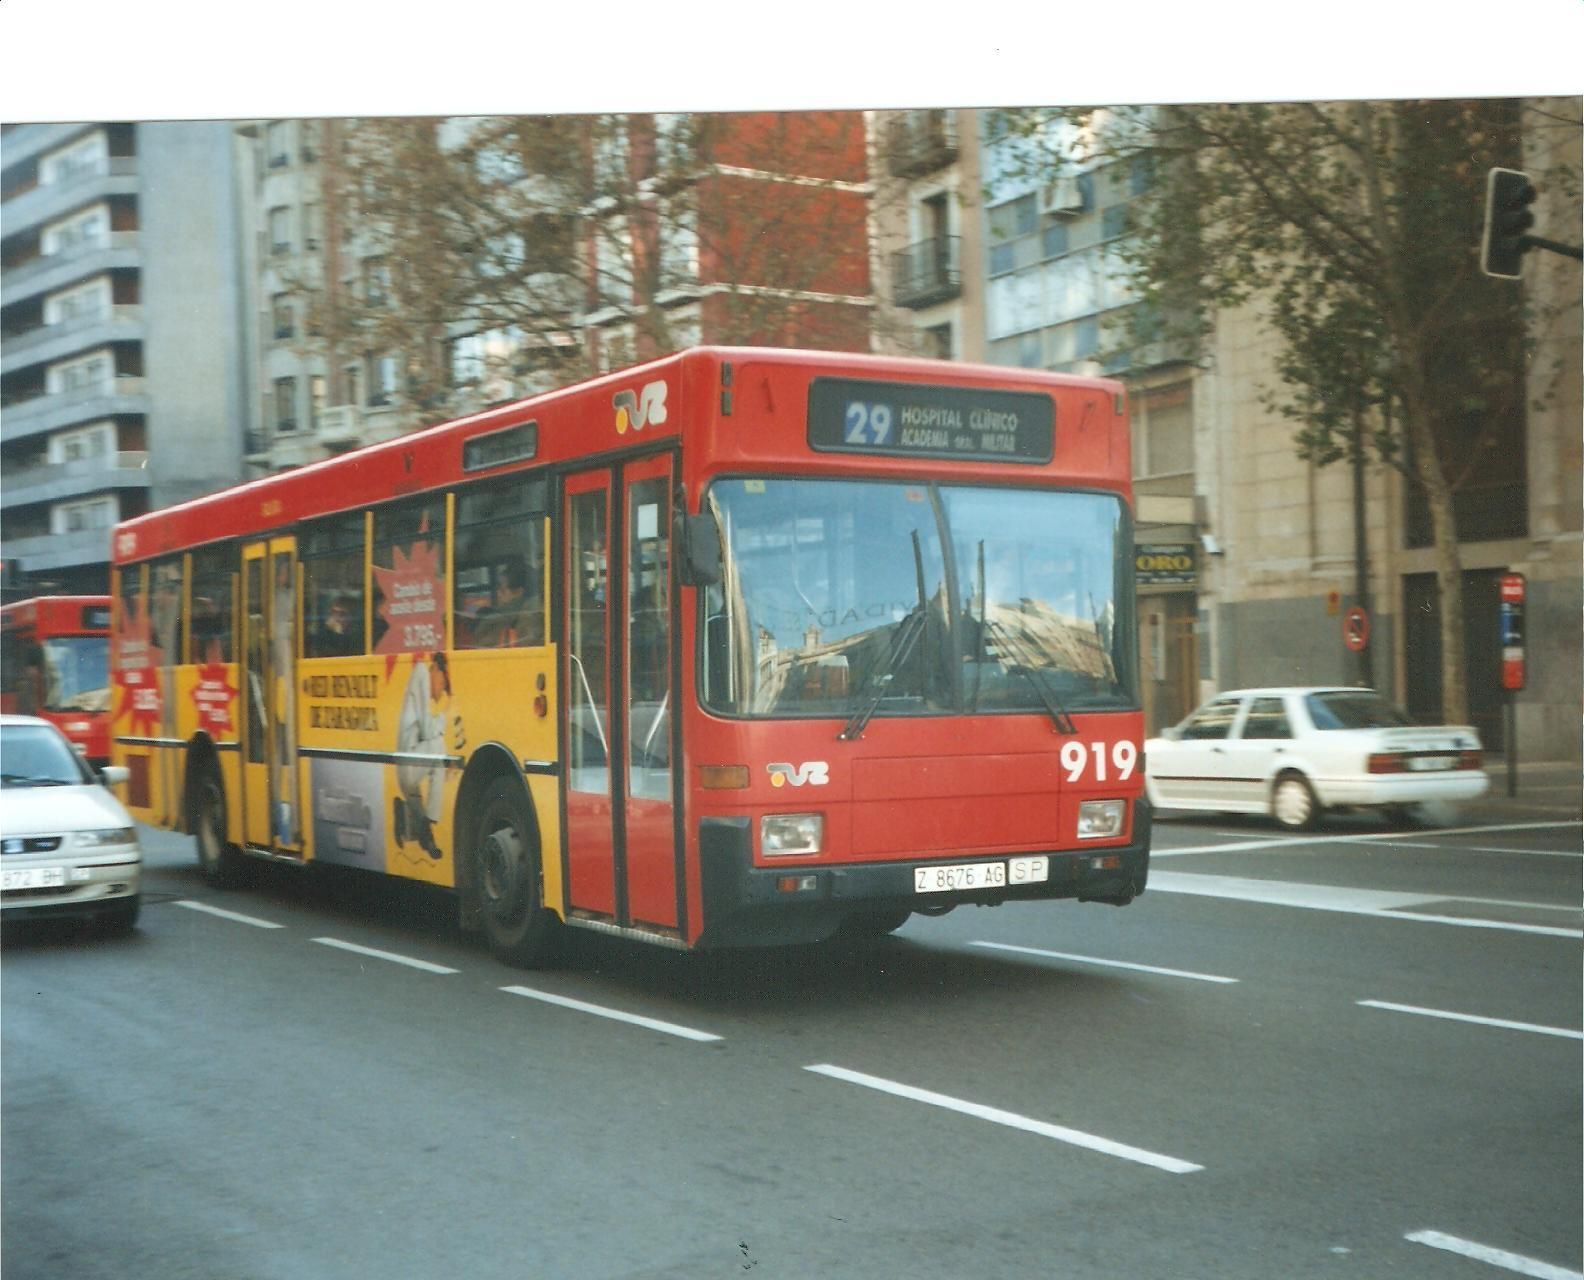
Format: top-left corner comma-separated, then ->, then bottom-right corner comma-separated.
981,616 -> 1078,735
840,530 -> 928,741
0,773 -> 73,787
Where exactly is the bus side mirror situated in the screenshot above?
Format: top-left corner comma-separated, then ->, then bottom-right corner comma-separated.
677,512 -> 722,588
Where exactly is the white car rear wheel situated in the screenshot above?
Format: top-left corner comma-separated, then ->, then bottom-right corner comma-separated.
1272,774 -> 1318,829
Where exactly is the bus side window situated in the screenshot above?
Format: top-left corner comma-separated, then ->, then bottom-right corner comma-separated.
454,478 -> 547,650
303,513 -> 367,658
150,557 -> 185,665
190,544 -> 236,665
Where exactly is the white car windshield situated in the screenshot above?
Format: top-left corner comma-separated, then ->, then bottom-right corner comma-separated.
1,725 -> 92,787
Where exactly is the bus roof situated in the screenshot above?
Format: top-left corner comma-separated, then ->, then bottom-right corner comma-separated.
111,346 -> 1127,566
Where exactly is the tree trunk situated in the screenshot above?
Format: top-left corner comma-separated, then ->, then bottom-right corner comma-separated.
1397,357 -> 1469,725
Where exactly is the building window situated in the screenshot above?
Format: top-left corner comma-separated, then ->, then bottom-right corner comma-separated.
1074,316 -> 1100,359
272,293 -> 294,340
923,323 -> 953,360
274,376 -> 298,433
266,121 -> 291,169
364,257 -> 391,307
309,375 -> 327,430
369,355 -> 399,407
1041,221 -> 1069,259
303,202 -> 322,251
49,351 -> 112,395
1101,205 -> 1130,241
41,133 -> 107,186
55,496 -> 117,535
46,278 -> 109,326
343,363 -> 364,410
300,121 -> 320,163
268,206 -> 291,255
54,423 -> 111,464
1135,382 -> 1195,478
988,242 -> 1015,277
42,206 -> 108,256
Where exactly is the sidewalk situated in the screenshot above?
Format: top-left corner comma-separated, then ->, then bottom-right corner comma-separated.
1468,758 -> 1582,823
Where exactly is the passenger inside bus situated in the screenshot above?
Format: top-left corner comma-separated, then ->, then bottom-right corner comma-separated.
472,559 -> 543,647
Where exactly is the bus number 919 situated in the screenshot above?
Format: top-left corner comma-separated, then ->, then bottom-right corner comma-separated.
1060,739 -> 1138,783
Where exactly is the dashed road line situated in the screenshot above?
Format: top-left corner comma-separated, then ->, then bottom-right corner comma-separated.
312,937 -> 459,974
173,899 -> 285,929
1405,1229 -> 1583,1279
971,940 -> 1239,984
805,1063 -> 1202,1174
501,985 -> 723,1042
1360,1000 -> 1583,1041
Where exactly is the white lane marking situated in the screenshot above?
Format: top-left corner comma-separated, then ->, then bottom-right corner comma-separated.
806,1063 -> 1201,1174
501,985 -> 722,1042
1405,1229 -> 1583,1279
971,940 -> 1239,984
174,899 -> 285,929
1152,820 -> 1582,858
1149,872 -> 1583,939
312,937 -> 459,974
1360,1000 -> 1583,1041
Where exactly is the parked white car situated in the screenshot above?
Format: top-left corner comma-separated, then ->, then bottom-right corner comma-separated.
1145,687 -> 1489,828
1,714 -> 141,932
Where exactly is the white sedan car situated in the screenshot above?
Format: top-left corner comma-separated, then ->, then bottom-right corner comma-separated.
1145,687 -> 1489,828
1,714 -> 141,932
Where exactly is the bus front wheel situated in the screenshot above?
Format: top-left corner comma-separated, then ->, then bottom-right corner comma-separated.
474,776 -> 558,968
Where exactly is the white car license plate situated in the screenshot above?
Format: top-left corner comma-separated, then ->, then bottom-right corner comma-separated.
915,861 -> 1006,894
3,866 -> 66,891
1407,756 -> 1455,771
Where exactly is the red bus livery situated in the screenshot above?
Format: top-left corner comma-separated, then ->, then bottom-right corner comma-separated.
109,347 -> 1150,964
2,596 -> 114,767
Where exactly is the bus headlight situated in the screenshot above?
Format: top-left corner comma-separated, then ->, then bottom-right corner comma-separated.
761,813 -> 823,856
1076,800 -> 1125,840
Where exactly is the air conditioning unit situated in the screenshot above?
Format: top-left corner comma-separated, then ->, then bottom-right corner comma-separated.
1039,176 -> 1083,216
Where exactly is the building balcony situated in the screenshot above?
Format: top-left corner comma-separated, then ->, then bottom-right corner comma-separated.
317,404 -> 363,446
1,234 -> 140,308
0,523 -> 117,574
890,236 -> 962,309
0,450 -> 150,510
1,158 -> 139,233
885,111 -> 959,179
0,376 -> 149,442
0,124 -> 98,173
0,305 -> 145,377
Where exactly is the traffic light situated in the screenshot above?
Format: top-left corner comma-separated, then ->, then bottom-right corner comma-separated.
1481,167 -> 1536,279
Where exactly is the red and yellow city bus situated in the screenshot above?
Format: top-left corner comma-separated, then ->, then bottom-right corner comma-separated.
2,595 -> 114,767
109,347 -> 1148,964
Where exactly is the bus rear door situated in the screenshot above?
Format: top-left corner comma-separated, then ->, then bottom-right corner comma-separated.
240,538 -> 304,857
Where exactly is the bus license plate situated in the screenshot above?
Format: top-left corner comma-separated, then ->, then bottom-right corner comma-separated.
915,861 -> 1006,894
3,866 -> 65,891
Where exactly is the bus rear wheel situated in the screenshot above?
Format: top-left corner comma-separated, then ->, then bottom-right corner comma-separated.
474,776 -> 558,968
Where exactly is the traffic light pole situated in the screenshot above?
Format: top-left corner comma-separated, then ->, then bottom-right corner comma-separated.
1520,233 -> 1583,261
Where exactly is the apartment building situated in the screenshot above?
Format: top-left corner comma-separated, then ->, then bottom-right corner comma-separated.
1,121 -> 249,594
236,112 -> 878,475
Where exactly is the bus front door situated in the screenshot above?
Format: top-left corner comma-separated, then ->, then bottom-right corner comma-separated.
240,538 -> 304,857
563,458 -> 679,933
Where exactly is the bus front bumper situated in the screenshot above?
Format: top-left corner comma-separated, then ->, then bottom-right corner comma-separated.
696,801 -> 1152,949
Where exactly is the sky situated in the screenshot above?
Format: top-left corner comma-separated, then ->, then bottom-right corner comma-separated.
1,0 -> 1581,126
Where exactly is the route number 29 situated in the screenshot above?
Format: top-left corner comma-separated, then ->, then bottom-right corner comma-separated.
1060,740 -> 1138,782
843,401 -> 894,445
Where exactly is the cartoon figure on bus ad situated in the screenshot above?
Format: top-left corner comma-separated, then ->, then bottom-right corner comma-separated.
391,652 -> 465,865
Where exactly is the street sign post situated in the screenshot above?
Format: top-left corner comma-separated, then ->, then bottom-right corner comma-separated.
1498,573 -> 1526,797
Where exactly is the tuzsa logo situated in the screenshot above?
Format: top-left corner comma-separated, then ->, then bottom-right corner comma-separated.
613,381 -> 668,435
767,761 -> 829,788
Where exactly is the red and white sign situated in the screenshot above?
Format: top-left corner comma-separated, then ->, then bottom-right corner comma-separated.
1499,573 -> 1526,691
1342,606 -> 1370,653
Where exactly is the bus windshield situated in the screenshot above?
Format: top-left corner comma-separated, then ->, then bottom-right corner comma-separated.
700,478 -> 1137,720
41,636 -> 112,713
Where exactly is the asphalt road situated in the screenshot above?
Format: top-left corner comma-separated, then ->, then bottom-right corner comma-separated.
4,798 -> 1580,1280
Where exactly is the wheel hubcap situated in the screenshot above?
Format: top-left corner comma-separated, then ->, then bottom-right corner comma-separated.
481,824 -> 522,908
1276,782 -> 1309,825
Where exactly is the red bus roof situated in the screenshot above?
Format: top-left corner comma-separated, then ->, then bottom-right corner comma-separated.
112,346 -> 1128,565
1,596 -> 113,634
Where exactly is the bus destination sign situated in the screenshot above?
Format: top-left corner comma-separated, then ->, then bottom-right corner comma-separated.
807,378 -> 1054,465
